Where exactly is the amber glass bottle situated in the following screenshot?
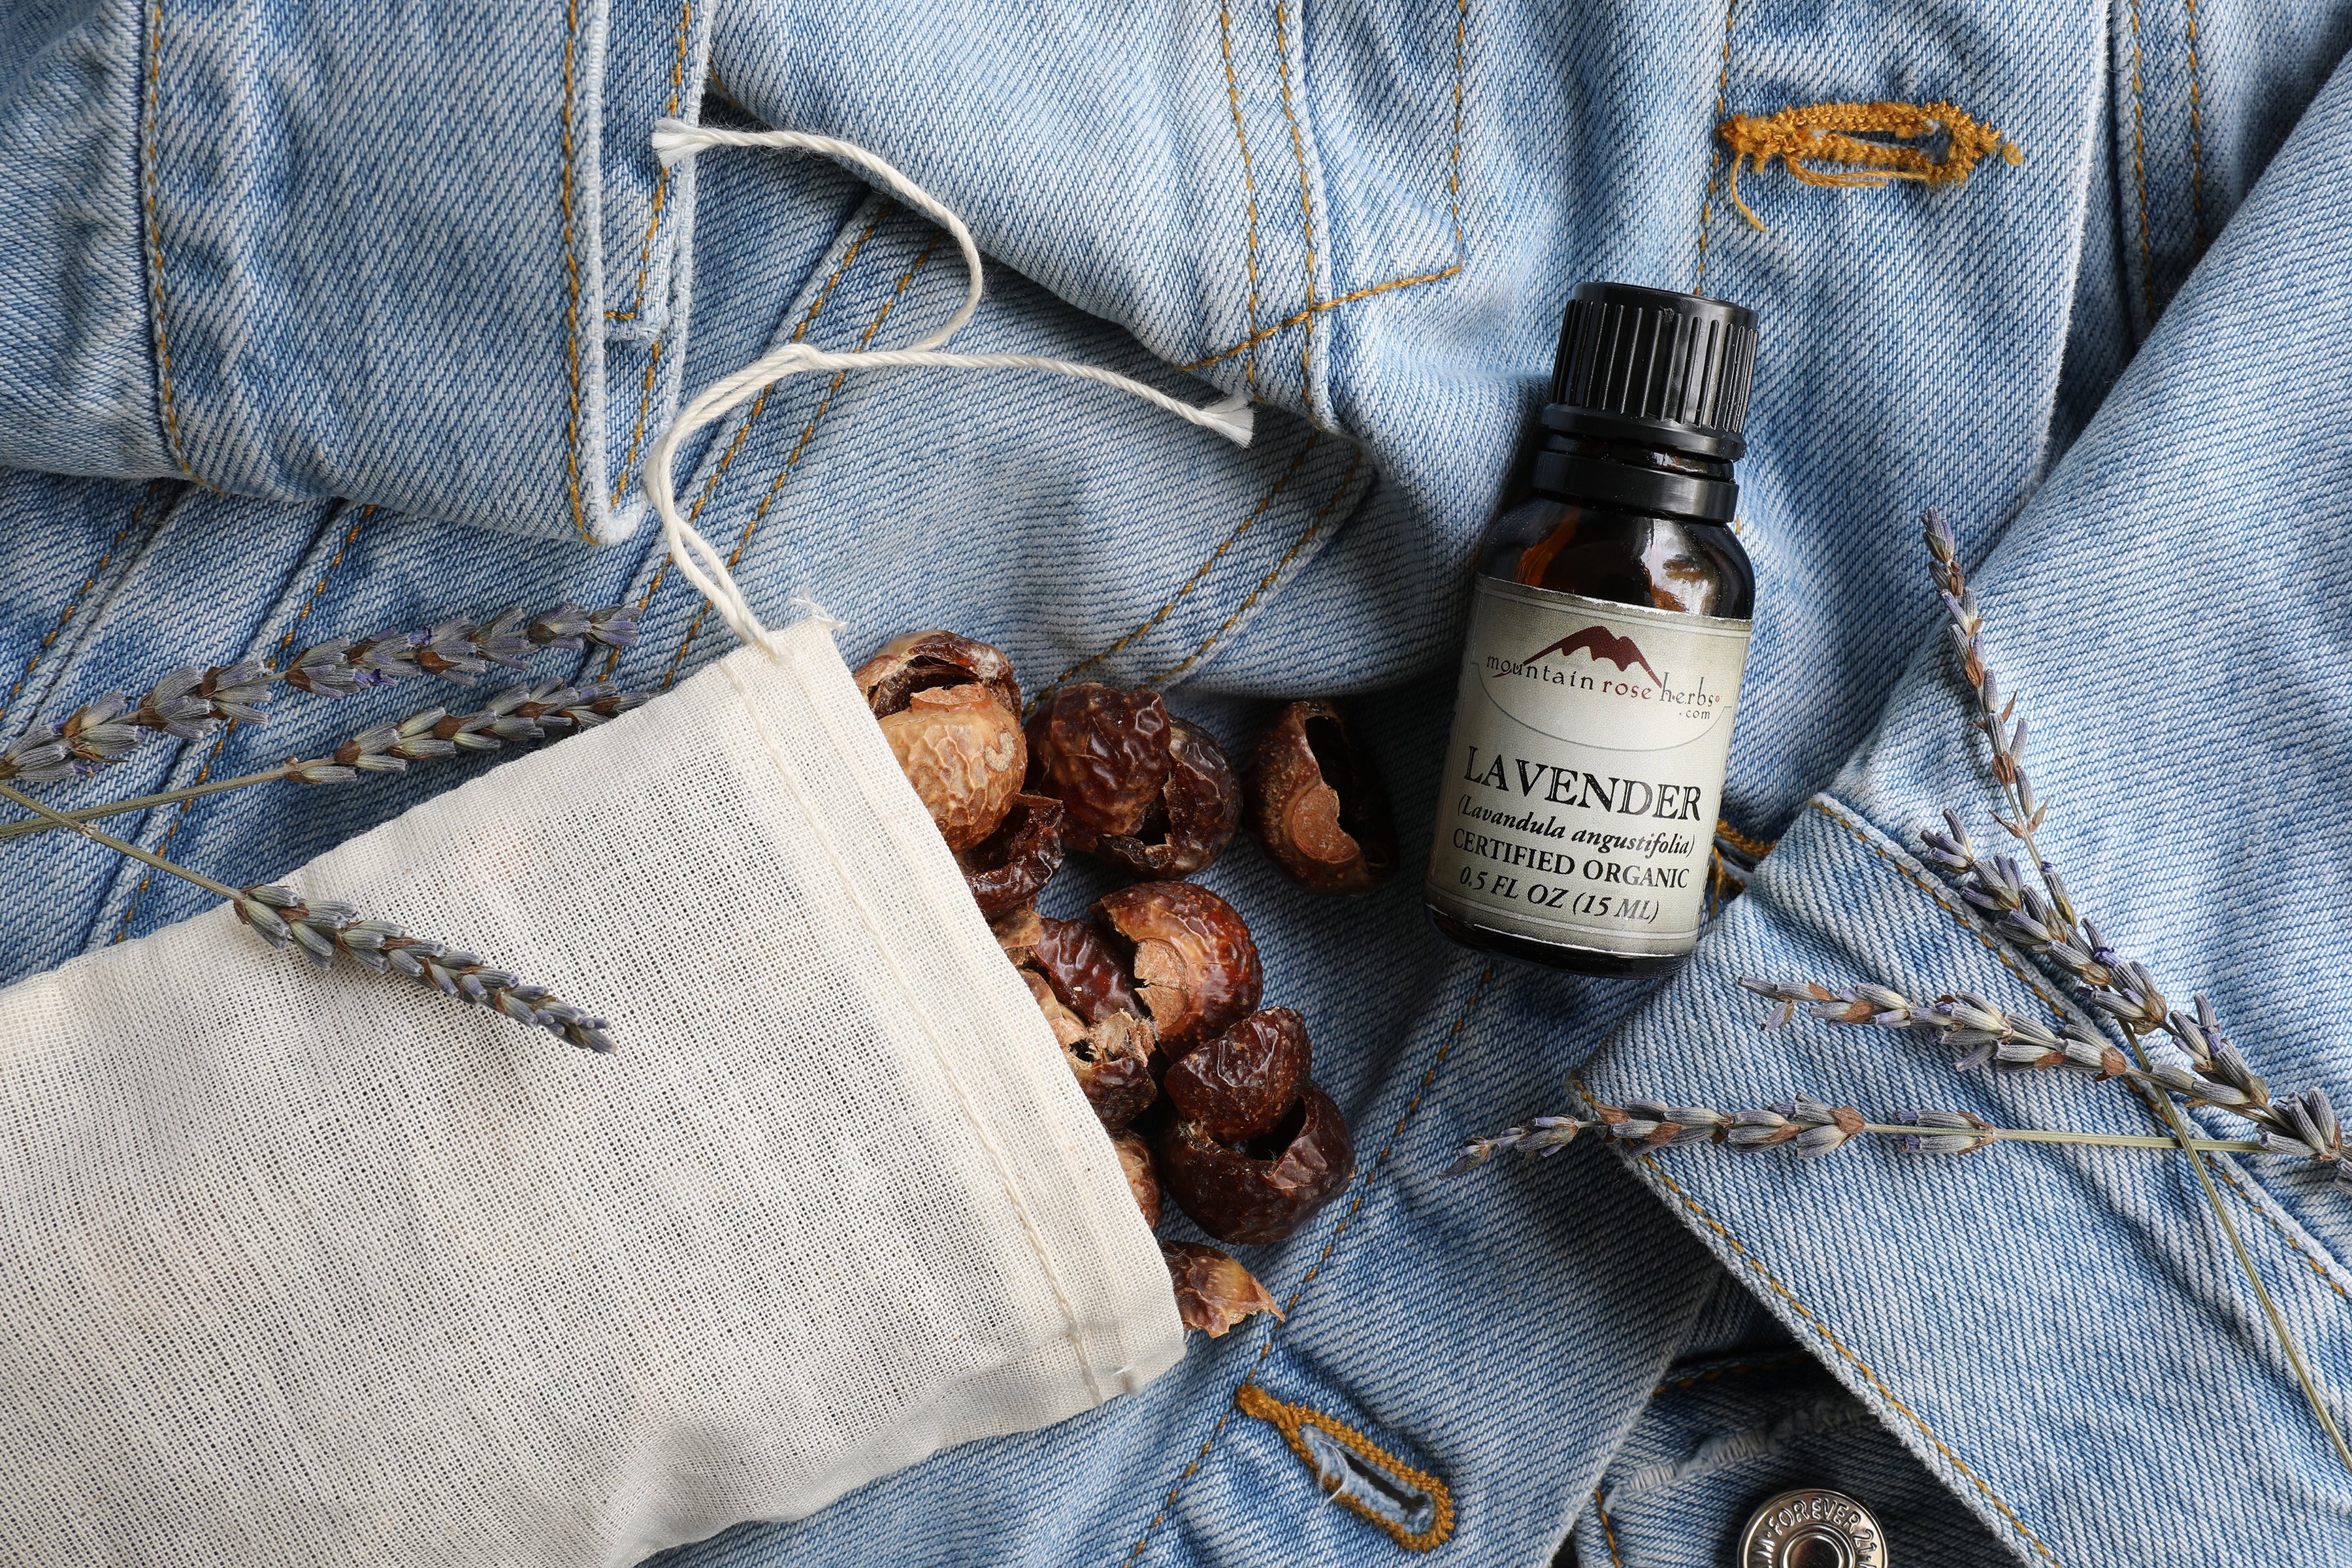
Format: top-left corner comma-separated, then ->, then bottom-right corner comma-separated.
1424,283 -> 1757,977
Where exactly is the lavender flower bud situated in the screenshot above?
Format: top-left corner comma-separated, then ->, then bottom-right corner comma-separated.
286,640 -> 365,697
2262,1088 -> 2344,1164
1919,809 -> 1977,874
135,668 -> 219,741
472,607 -> 534,672
199,659 -> 278,723
1890,1109 -> 1994,1155
0,723 -> 75,783
1724,1107 -> 1797,1149
58,693 -> 143,773
1778,1096 -> 1865,1159
414,620 -> 489,685
1921,507 -> 1957,564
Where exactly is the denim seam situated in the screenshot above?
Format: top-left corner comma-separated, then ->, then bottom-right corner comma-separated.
601,201 -> 894,680
1715,818 -> 1775,861
1036,431 -> 1324,700
1147,446 -> 1369,688
608,338 -> 667,507
1180,265 -> 1467,372
1117,961 -> 1496,1566
1592,1488 -> 1627,1567
2125,0 -> 2157,327
1215,0 -> 1266,395
0,482 -> 172,731
1691,0 -> 1740,297
1271,0 -> 1316,417
2184,0 -> 2208,249
658,230 -> 946,689
1181,0 -> 1469,374
561,0 -> 596,544
606,0 -> 696,324
2213,1161 -> 2352,1304
1651,1350 -> 1814,1396
1625,1151 -> 2065,1566
139,0 -> 202,486
111,504 -> 376,942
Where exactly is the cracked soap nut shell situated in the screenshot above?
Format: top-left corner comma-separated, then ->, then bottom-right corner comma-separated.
1094,881 -> 1264,1051
1246,699 -> 1397,894
855,629 -> 1022,717
1156,1079 -> 1354,1245
1163,1006 -> 1311,1144
1025,683 -> 1173,840
959,793 -> 1066,919
1018,969 -> 1158,1129
877,683 -> 1028,850
1161,1241 -> 1283,1337
1086,717 -> 1242,878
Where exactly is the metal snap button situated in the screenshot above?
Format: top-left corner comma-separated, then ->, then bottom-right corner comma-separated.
1736,1488 -> 1886,1567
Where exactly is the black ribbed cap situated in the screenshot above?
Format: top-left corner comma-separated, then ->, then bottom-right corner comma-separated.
1547,283 -> 1757,461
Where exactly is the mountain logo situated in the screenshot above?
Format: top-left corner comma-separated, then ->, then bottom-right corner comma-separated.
1514,626 -> 1663,689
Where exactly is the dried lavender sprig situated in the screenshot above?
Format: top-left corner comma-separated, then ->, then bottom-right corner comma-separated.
1445,1096 -> 2269,1175
0,779 -> 611,1053
0,660 -> 283,788
0,682 -> 650,843
1440,1116 -> 1588,1176
282,603 -> 641,697
236,886 -> 613,1053
1737,976 -> 2130,1078
5,601 -> 635,787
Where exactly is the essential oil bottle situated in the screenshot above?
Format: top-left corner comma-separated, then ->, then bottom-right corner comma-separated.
1424,283 -> 1757,977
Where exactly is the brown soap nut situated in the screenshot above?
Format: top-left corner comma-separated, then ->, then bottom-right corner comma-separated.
1094,881 -> 1263,1051
855,629 -> 1022,717
1155,1079 -> 1354,1245
1245,699 -> 1397,894
879,683 -> 1027,849
1019,971 -> 1158,1129
1160,1241 -> 1284,1337
1029,915 -> 1144,1023
1025,684 -> 1173,840
959,793 -> 1066,919
1085,718 -> 1242,879
1113,1130 -> 1163,1229
1162,1007 -> 1311,1144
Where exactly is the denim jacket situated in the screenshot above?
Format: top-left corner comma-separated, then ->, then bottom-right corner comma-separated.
7,0 -> 2352,1562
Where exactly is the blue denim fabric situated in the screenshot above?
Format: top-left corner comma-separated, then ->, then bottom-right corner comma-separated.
7,0 -> 2352,1563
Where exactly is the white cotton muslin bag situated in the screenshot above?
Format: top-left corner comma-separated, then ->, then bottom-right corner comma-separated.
0,617 -> 1184,1564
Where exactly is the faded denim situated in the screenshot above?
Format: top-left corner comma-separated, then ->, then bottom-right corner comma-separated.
5,0 -> 2352,1563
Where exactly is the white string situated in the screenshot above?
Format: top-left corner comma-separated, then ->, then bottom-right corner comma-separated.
640,119 -> 1255,657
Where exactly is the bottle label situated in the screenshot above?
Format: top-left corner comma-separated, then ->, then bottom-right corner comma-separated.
1424,578 -> 1752,957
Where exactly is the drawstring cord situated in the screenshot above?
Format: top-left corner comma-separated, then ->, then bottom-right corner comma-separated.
640,120 -> 1256,656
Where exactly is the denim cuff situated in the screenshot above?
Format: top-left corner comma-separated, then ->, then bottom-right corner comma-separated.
0,0 -> 711,542
1584,793 -> 2352,1565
